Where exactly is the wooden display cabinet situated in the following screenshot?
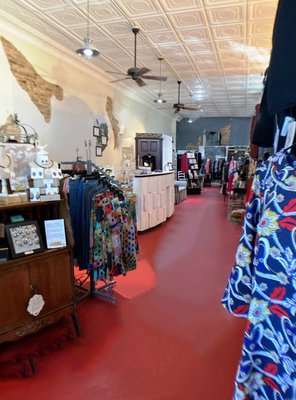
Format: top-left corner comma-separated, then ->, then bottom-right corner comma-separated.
135,136 -> 163,171
0,199 -> 79,344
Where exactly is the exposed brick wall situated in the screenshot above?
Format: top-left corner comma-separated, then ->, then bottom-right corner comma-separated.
1,36 -> 63,122
220,123 -> 231,145
105,96 -> 119,149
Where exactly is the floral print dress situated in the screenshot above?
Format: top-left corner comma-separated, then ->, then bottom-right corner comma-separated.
222,151 -> 296,400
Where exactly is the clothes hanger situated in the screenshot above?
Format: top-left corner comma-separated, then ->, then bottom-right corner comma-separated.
285,142 -> 296,157
113,188 -> 125,201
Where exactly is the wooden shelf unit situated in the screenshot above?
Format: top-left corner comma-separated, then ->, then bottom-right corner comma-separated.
0,199 -> 79,344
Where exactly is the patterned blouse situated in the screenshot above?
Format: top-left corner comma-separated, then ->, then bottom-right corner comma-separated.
90,192 -> 138,281
222,151 -> 296,400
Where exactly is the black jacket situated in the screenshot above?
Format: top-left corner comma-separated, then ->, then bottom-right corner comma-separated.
253,0 -> 296,148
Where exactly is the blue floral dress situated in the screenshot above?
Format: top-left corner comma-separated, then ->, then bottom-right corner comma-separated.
222,151 -> 296,400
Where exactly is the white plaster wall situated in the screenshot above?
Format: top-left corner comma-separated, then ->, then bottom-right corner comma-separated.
0,16 -> 175,177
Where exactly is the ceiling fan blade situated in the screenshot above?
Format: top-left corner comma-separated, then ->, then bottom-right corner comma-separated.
173,103 -> 184,109
109,77 -> 131,83
142,75 -> 167,81
183,106 -> 198,111
135,67 -> 151,76
135,78 -> 146,87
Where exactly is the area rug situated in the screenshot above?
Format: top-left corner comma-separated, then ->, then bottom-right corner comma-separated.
0,316 -> 76,379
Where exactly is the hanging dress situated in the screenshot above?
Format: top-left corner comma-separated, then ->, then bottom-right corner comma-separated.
90,192 -> 138,281
222,151 -> 296,400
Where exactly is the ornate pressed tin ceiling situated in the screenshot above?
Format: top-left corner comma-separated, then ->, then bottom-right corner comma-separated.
0,0 -> 278,119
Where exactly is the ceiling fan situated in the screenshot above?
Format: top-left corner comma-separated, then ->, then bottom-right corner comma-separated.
107,27 -> 167,87
172,81 -> 200,113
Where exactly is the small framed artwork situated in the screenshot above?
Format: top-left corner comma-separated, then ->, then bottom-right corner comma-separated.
101,136 -> 107,145
9,176 -> 29,192
93,126 -> 101,137
5,221 -> 44,259
96,146 -> 102,157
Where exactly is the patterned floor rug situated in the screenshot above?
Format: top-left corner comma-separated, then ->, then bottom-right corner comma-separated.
0,316 -> 76,379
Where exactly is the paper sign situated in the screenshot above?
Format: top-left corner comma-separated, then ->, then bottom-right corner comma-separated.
44,219 -> 66,249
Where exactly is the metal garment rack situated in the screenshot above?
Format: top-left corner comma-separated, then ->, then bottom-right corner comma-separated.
60,159 -> 122,304
60,160 -> 120,186
74,269 -> 117,304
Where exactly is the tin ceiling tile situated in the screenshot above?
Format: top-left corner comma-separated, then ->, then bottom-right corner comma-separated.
0,0 -> 279,117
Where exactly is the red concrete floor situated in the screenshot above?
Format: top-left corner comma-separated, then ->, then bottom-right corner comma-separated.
0,187 -> 247,400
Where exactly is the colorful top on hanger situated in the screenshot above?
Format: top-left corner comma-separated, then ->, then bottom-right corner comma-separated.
90,192 -> 138,281
222,151 -> 296,399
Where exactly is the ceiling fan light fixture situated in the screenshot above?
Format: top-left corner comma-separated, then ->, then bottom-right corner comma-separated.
188,117 -> 193,123
76,37 -> 100,59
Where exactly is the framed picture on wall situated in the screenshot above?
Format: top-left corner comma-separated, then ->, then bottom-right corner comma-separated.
96,146 -> 102,157
101,136 -> 107,145
93,126 -> 101,137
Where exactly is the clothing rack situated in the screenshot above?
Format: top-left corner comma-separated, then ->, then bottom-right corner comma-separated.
74,269 -> 117,304
60,160 -> 120,187
60,160 -> 123,304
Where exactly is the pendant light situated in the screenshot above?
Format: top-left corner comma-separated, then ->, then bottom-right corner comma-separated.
76,0 -> 100,59
154,57 -> 166,104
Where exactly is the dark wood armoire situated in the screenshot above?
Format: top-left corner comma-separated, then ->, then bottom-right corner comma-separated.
135,134 -> 163,171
